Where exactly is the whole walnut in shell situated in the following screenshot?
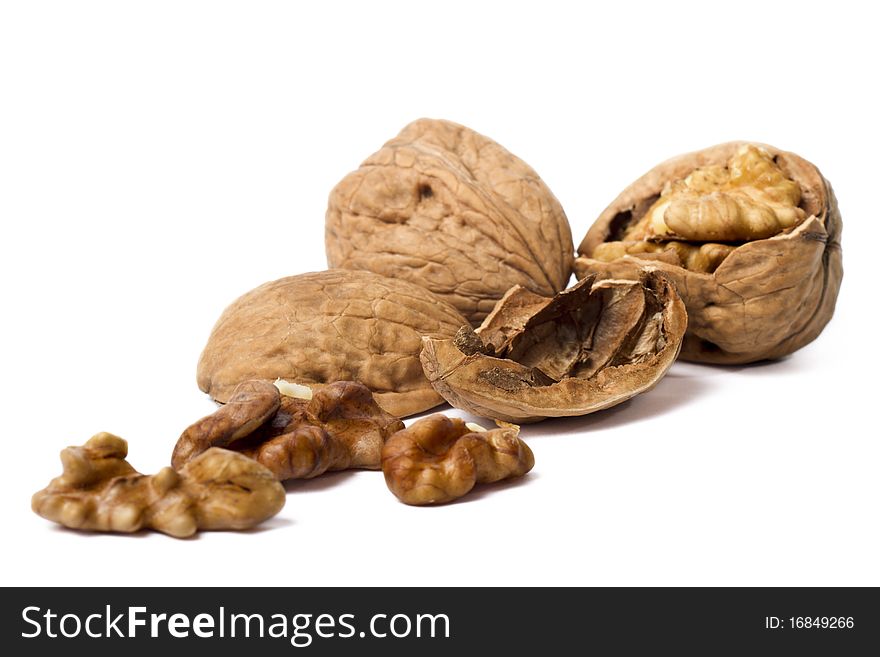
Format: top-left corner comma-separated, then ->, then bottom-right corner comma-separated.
575,142 -> 842,364
197,270 -> 467,417
326,118 -> 574,324
420,272 -> 687,423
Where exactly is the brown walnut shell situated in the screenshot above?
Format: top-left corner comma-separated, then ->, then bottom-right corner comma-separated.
575,142 -> 842,364
326,118 -> 574,324
197,270 -> 467,417
419,272 -> 687,423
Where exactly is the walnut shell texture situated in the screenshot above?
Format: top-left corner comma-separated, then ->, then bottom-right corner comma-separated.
326,118 -> 574,324
575,142 -> 842,364
420,272 -> 687,423
197,270 -> 468,417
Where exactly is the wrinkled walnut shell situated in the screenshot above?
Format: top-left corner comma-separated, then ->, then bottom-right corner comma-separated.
575,142 -> 842,364
173,380 -> 404,480
32,433 -> 285,538
197,270 -> 467,417
326,118 -> 574,324
382,415 -> 534,505
420,272 -> 686,423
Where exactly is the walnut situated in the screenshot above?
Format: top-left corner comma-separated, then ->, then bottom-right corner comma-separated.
576,142 -> 842,364
592,240 -> 736,274
196,270 -> 468,417
172,379 -> 281,468
420,272 -> 687,423
625,145 -> 805,243
381,415 -> 534,505
32,433 -> 285,538
173,379 -> 405,480
325,118 -> 574,324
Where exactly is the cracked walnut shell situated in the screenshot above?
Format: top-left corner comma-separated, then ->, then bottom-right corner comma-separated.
382,415 -> 534,505
32,433 -> 285,538
326,118 -> 574,324
196,270 -> 468,417
575,142 -> 842,364
420,272 -> 687,423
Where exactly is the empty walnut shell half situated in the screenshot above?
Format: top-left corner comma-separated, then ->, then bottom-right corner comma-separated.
197,270 -> 467,417
420,272 -> 687,423
382,415 -> 534,505
326,118 -> 574,324
575,142 -> 842,364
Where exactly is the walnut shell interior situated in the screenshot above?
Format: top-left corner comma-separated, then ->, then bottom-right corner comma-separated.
420,272 -> 687,423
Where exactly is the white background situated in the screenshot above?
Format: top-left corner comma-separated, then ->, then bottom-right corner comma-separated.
1,1 -> 877,587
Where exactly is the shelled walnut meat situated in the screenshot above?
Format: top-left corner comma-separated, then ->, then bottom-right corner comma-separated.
420,272 -> 687,423
326,118 -> 574,324
197,270 -> 468,417
32,433 -> 285,538
173,379 -> 404,480
576,143 -> 842,363
382,415 -> 534,505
